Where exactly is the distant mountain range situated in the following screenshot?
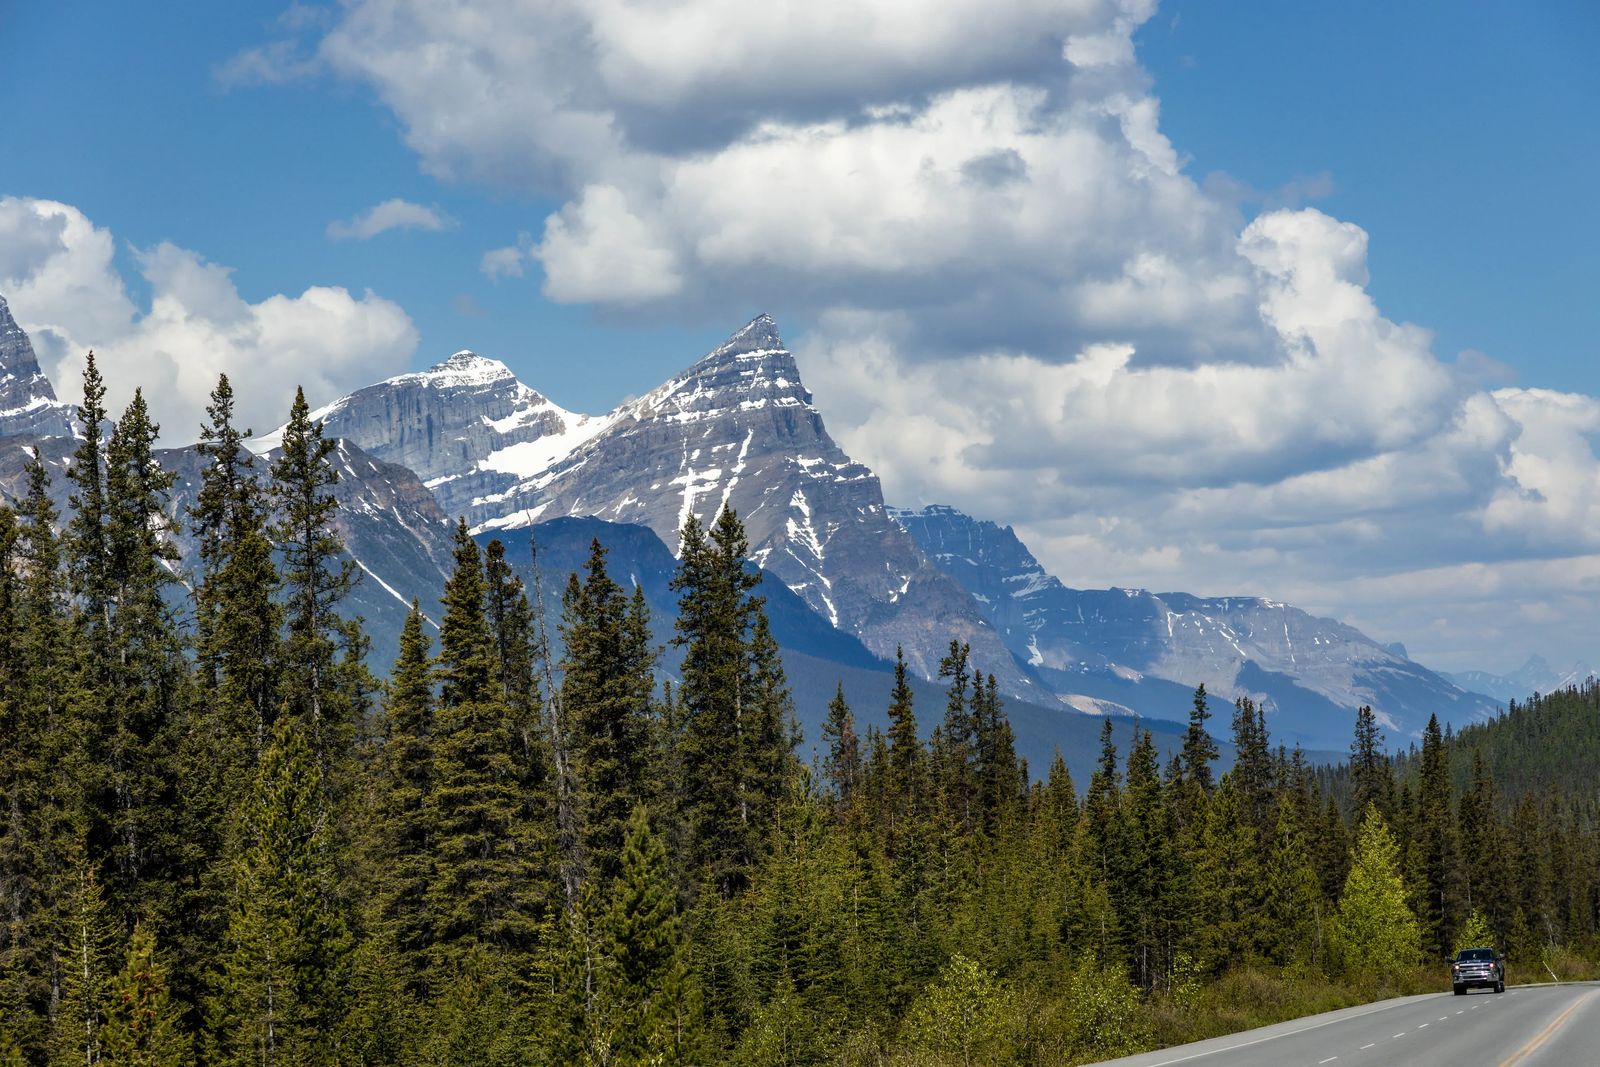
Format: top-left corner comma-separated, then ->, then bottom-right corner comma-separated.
1444,656 -> 1598,705
0,298 -> 1518,753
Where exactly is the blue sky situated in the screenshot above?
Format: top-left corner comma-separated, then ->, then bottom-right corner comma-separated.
8,2 -> 1594,406
3,1 -> 1599,674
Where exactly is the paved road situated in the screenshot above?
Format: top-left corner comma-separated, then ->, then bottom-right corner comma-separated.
1092,983 -> 1600,1067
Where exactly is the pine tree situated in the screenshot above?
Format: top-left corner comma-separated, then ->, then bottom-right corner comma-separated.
821,683 -> 861,812
1350,706 -> 1392,820
101,923 -> 190,1066
428,524 -> 544,966
269,387 -> 357,785
885,647 -> 922,830
51,850 -> 117,1067
374,603 -> 436,986
1413,714 -> 1458,957
669,508 -> 792,895
211,719 -> 350,1065
562,538 -> 657,887
593,806 -> 700,1064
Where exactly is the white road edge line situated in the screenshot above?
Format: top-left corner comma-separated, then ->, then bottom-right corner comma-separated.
1112,996 -> 1441,1067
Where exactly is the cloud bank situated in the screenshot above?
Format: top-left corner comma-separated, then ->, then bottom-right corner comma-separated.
205,1 -> 1600,671
0,196 -> 417,443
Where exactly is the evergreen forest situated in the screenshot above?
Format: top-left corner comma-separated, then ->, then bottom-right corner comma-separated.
4,363 -> 1600,1065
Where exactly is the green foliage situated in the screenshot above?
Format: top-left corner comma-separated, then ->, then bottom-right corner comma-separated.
1454,909 -> 1494,953
51,852 -> 118,1067
428,526 -> 547,966
102,923 -> 191,1066
897,954 -> 1016,1066
210,719 -> 350,1064
670,508 -> 794,896
1333,807 -> 1421,982
562,538 -> 657,888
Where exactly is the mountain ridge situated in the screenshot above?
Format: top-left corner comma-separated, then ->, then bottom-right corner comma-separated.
889,502 -> 1502,749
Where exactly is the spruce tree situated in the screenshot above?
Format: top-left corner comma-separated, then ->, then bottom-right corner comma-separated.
1263,801 -> 1324,969
1180,685 -> 1219,793
65,352 -> 111,632
1413,714 -> 1458,957
211,719 -> 350,1065
1191,774 -> 1264,970
3,453 -> 71,1052
375,603 -> 436,986
821,683 -> 861,811
269,387 -> 357,784
669,508 -> 791,895
936,641 -> 975,831
428,523 -> 544,966
102,923 -> 190,1066
51,850 -> 117,1067
594,806 -> 700,1064
885,647 -> 922,829
971,672 -> 1018,833
562,538 -> 657,887
482,540 -> 552,799
1350,706 -> 1392,820
97,389 -> 189,932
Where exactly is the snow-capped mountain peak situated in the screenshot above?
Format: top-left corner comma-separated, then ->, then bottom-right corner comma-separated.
0,294 -> 77,439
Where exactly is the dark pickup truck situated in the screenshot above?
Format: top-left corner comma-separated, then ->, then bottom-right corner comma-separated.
1450,946 -> 1505,994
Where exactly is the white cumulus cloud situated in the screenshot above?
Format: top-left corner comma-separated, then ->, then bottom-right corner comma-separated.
217,0 -> 1600,671
0,196 -> 417,443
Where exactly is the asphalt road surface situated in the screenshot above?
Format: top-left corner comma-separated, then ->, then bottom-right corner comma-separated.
1092,983 -> 1600,1067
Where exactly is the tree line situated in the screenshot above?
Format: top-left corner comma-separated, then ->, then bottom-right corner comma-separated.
2,363 -> 1598,1065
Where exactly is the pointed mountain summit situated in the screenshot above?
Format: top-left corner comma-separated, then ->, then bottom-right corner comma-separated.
296,316 -> 1041,695
0,294 -> 76,439
485,316 -> 1039,693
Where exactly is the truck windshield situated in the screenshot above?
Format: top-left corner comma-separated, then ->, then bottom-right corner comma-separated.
1458,949 -> 1494,961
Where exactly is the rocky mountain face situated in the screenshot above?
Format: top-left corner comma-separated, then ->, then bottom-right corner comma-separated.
0,295 -> 76,439
0,293 -> 1510,752
291,316 -> 1042,697
254,349 -> 607,523
890,504 -> 1502,749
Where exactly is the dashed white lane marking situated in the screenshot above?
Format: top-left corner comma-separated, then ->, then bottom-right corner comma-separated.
1456,1010 -> 1465,1015
1392,1033 -> 1407,1038
1360,1043 -> 1376,1050
1318,1058 -> 1337,1064
1419,1023 -> 1429,1028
